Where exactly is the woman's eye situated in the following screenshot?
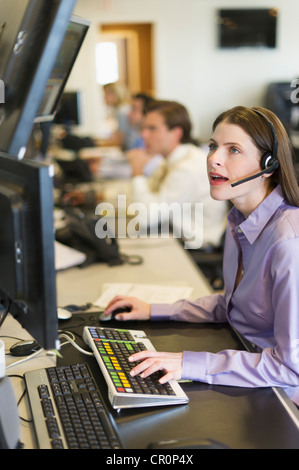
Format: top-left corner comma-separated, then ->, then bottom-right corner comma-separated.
208,143 -> 217,151
230,146 -> 240,154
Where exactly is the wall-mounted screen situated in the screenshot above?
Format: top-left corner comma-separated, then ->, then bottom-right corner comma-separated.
218,8 -> 278,49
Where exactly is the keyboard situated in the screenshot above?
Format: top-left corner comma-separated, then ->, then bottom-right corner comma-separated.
83,326 -> 189,409
25,363 -> 123,449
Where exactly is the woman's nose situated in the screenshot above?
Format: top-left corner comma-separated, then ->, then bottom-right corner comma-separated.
208,149 -> 222,168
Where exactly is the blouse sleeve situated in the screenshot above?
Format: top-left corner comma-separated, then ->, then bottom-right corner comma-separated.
151,293 -> 227,323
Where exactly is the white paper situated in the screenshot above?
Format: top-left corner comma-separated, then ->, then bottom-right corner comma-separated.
93,283 -> 193,308
54,241 -> 87,271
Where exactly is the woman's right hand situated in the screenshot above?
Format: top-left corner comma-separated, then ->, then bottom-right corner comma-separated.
103,296 -> 151,321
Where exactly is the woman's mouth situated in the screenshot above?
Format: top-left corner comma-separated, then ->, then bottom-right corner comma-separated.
209,172 -> 229,185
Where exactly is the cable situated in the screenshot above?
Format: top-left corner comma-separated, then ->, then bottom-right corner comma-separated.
120,253 -> 143,265
5,347 -> 45,370
59,303 -> 104,317
0,335 -> 29,356
7,374 -> 33,424
59,332 -> 93,356
4,331 -> 93,372
0,335 -> 25,342
61,302 -> 93,312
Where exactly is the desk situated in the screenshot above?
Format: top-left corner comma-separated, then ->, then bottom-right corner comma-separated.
2,238 -> 299,449
56,237 -> 212,307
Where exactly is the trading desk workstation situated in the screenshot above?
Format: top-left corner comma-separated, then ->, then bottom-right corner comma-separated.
1,0 -> 299,453
2,236 -> 299,450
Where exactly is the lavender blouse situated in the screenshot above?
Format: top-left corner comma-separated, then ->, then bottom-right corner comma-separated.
151,185 -> 299,404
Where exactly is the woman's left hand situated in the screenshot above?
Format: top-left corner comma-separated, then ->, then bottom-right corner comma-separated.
129,350 -> 183,383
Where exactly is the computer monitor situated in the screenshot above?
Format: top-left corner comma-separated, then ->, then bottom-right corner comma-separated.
35,17 -> 89,124
0,0 -> 77,158
0,152 -> 58,350
25,16 -> 90,160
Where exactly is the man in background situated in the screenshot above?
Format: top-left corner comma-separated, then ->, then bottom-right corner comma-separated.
127,100 -> 228,249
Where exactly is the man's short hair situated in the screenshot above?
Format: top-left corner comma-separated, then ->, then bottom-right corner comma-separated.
145,100 -> 194,144
132,93 -> 155,114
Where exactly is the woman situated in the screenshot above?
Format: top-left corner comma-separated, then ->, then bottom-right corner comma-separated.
97,82 -> 131,149
104,106 -> 299,404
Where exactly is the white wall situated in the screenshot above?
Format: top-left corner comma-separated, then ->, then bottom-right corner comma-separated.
67,0 -> 299,141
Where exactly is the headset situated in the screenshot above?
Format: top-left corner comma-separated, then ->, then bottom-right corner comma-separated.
231,109 -> 280,187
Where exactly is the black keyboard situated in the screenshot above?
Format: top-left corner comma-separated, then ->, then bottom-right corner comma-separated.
83,326 -> 189,409
25,363 -> 123,449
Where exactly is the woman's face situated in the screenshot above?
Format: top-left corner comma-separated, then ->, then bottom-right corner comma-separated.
207,121 -> 271,216
104,89 -> 117,107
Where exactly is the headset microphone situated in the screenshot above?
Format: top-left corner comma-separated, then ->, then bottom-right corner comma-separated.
231,109 -> 280,188
231,158 -> 280,187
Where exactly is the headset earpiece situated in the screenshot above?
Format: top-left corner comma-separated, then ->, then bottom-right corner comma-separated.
255,110 -> 280,174
261,152 -> 279,173
231,110 -> 280,187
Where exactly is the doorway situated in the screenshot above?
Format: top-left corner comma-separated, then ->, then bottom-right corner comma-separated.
99,23 -> 154,96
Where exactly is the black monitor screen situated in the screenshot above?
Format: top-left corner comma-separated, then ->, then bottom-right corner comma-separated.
0,153 -> 58,350
218,8 -> 278,49
0,0 -> 77,157
36,17 -> 89,123
54,91 -> 81,127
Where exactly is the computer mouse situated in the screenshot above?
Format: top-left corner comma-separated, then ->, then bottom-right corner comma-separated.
10,340 -> 41,357
99,306 -> 131,322
57,307 -> 73,320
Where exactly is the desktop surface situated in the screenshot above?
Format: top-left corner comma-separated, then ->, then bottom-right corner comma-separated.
56,314 -> 299,449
